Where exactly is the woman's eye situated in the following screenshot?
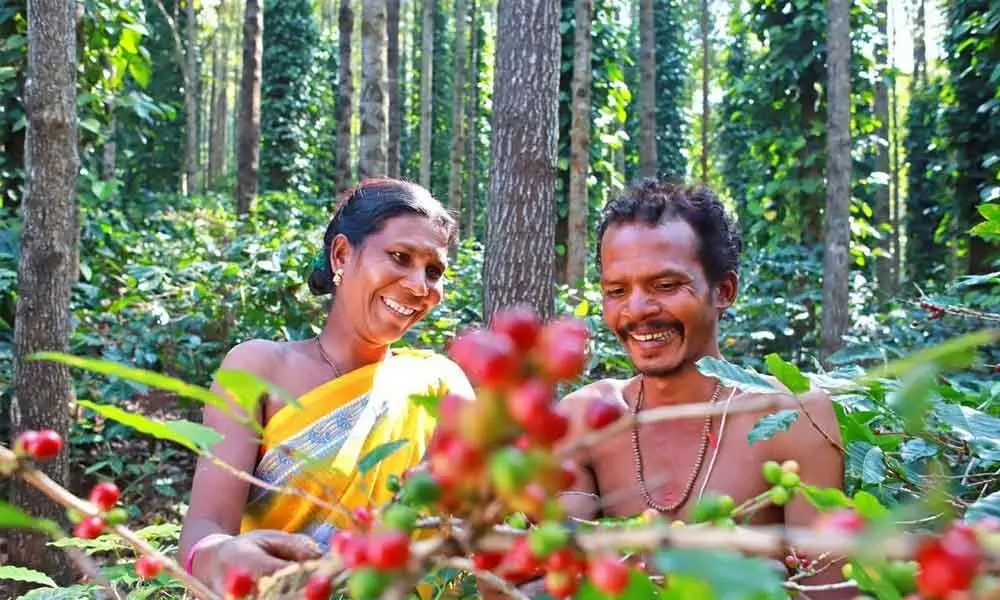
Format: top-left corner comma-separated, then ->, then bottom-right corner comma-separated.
389,251 -> 408,265
605,288 -> 624,297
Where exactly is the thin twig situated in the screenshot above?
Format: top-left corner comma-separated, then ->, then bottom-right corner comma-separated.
203,451 -> 352,521
2,446 -> 219,600
794,395 -> 845,453
784,580 -> 858,592
434,557 -> 530,600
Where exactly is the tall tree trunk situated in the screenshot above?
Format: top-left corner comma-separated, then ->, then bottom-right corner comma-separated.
334,0 -> 354,192
235,0 -> 263,214
387,0 -> 400,177
208,7 -> 229,188
566,0 -> 592,286
874,0 -> 892,300
889,5 -> 901,287
419,0 -> 434,188
638,0 -> 656,178
465,0 -> 480,239
184,0 -> 198,196
449,0 -> 468,231
821,0 -> 852,361
484,0 -> 559,321
8,0 -> 80,589
700,0 -> 709,182
359,0 -> 388,178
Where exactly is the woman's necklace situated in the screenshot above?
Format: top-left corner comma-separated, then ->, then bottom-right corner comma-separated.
632,376 -> 721,513
314,337 -> 343,379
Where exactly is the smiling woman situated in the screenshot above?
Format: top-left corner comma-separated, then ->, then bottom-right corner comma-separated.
178,178 -> 474,595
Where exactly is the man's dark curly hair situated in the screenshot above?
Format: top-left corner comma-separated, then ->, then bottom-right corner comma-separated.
595,179 -> 743,285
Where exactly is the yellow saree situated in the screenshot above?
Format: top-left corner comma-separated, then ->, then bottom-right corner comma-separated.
239,347 -> 473,546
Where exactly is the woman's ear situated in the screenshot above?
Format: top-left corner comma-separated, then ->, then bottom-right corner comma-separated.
329,233 -> 353,273
713,271 -> 739,311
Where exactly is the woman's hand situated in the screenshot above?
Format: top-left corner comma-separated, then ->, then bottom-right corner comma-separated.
196,530 -> 324,592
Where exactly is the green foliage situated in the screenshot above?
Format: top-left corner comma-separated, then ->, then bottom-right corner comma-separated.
261,0 -> 320,194
0,0 -> 25,209
430,0 -> 455,201
652,0 -> 688,180
942,0 -> 1000,274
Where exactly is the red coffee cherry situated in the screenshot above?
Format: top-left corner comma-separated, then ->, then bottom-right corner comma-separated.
73,516 -> 105,540
135,555 -> 163,579
491,305 -> 542,352
471,551 -> 504,571
366,532 -> 411,571
448,330 -> 519,388
589,554 -> 630,595
88,482 -> 121,512
916,524 -> 982,597
304,574 -> 333,600
584,398 -> 624,430
224,567 -> 256,598
18,429 -> 63,461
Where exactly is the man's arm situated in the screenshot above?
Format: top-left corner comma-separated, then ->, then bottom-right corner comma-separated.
778,389 -> 856,599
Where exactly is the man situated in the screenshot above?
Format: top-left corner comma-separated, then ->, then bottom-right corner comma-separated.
552,180 -> 851,596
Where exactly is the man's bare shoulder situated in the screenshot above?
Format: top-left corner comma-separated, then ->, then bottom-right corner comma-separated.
558,377 -> 633,418
740,374 -> 842,451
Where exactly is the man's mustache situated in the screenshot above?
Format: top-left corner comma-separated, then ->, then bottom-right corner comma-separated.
616,319 -> 680,339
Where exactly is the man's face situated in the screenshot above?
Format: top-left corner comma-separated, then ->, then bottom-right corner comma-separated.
598,219 -> 727,377
334,214 -> 449,346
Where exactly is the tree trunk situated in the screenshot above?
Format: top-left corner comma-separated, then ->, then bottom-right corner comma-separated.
184,0 -> 198,196
235,0 -> 262,214
334,0 -> 354,192
209,7 -> 229,188
465,0 -> 480,239
449,0 -> 468,231
566,0 -> 592,287
638,0 -> 656,178
359,0 -> 388,179
387,0 -> 400,178
419,0 -> 434,188
484,0 -> 559,321
874,0 -> 892,300
700,0 -> 709,182
820,0 -> 851,361
8,0 -> 80,589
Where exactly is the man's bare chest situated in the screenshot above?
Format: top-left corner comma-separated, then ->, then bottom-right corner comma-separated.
586,413 -> 781,522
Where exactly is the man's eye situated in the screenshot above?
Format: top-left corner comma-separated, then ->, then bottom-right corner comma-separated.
605,288 -> 624,297
426,266 -> 443,280
389,251 -> 408,264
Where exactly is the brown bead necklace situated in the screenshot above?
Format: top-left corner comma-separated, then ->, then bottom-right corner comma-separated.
631,376 -> 722,513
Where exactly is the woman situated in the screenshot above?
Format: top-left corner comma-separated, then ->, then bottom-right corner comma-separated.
178,178 -> 473,592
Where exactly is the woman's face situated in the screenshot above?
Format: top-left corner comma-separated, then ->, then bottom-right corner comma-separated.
332,213 -> 450,346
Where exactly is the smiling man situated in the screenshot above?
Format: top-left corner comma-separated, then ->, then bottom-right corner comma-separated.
553,179 -> 852,597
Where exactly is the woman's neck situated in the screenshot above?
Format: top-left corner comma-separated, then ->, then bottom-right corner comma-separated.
318,309 -> 389,376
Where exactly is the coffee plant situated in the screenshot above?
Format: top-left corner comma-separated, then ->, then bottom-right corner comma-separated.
3,302 -> 1000,599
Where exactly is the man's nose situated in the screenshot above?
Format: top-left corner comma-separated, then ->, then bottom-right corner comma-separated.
625,291 -> 659,320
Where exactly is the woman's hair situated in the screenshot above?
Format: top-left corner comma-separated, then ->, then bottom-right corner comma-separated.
308,178 -> 457,296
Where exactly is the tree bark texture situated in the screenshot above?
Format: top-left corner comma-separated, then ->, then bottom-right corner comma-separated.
566,0 -> 592,287
335,0 -> 354,192
184,0 -> 198,196
387,0 -> 400,177
8,0 -> 80,589
465,0 -> 479,238
484,0 -> 559,322
449,0 -> 468,231
874,0 -> 893,299
235,0 -> 262,214
419,0 -> 434,188
638,0 -> 657,178
820,0 -> 852,361
359,0 -> 388,179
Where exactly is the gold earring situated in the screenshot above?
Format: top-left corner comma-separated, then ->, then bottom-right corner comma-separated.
332,269 -> 343,287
